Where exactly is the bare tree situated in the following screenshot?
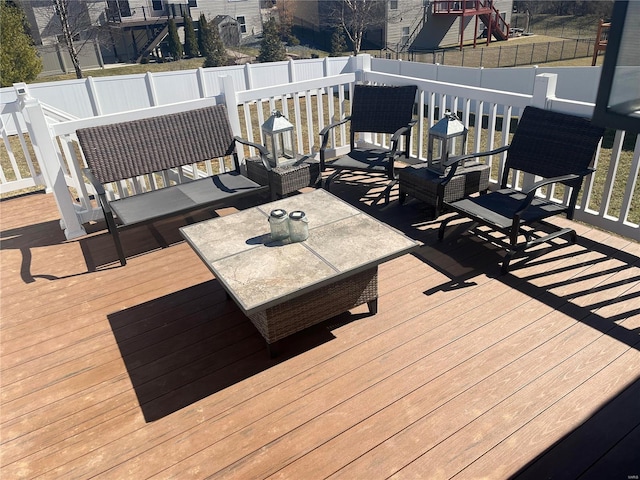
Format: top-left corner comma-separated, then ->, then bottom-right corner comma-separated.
53,0 -> 83,78
35,0 -> 107,79
325,0 -> 386,55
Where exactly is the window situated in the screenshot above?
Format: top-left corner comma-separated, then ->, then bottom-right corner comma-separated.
106,0 -> 131,19
152,0 -> 163,11
237,16 -> 247,34
188,0 -> 197,6
401,27 -> 409,44
390,0 -> 398,9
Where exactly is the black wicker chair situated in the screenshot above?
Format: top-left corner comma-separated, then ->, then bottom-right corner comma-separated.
438,106 -> 605,273
319,84 -> 418,204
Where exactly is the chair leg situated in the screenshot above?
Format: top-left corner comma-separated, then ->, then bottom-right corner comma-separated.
104,211 -> 127,266
325,170 -> 342,192
501,253 -> 515,274
438,215 -> 456,241
111,229 -> 127,266
383,179 -> 398,205
367,298 -> 378,315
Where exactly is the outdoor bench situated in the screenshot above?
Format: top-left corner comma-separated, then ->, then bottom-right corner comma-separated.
77,104 -> 270,266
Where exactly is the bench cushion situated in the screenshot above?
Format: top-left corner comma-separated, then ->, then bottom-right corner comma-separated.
110,172 -> 262,225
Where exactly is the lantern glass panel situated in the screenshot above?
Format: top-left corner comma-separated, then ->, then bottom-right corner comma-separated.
262,111 -> 296,167
427,112 -> 468,174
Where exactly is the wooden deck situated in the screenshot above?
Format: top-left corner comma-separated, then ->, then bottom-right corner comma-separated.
1,177 -> 639,479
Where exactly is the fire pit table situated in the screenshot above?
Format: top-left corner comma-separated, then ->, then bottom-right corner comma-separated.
180,189 -> 420,355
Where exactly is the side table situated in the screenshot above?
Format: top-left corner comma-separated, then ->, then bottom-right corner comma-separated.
246,155 -> 321,201
398,162 -> 490,218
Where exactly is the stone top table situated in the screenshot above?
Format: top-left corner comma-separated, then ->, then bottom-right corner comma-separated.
180,189 -> 420,353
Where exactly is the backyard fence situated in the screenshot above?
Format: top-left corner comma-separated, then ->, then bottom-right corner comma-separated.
391,38 -> 596,68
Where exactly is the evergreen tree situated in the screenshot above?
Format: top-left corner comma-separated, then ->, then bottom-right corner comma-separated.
330,26 -> 347,57
0,1 -> 42,86
203,19 -> 229,68
183,16 -> 198,58
197,13 -> 208,56
167,18 -> 183,60
258,18 -> 286,63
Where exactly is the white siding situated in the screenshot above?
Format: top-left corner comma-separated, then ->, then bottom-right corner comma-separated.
192,0 -> 263,38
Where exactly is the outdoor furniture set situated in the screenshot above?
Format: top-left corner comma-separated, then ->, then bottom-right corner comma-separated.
77,89 -> 604,351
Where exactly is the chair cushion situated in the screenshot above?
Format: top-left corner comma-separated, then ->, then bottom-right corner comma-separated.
110,172 -> 262,225
447,189 -> 570,230
329,147 -> 393,173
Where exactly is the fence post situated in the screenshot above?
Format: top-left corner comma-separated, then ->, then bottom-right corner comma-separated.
530,44 -> 534,64
196,67 -> 208,98
145,72 -> 158,106
86,76 -> 102,116
14,84 -> 86,239
244,63 -> 253,91
288,58 -> 297,83
531,73 -> 558,109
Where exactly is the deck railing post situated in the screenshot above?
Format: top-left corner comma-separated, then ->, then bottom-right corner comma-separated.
14,83 -> 86,239
221,75 -> 246,170
531,73 -> 558,109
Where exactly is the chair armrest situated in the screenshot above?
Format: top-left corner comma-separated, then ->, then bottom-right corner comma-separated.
234,136 -> 272,171
441,145 -> 510,184
388,120 -> 417,158
83,168 -> 112,213
514,172 -> 589,218
84,167 -> 105,196
319,116 -> 351,139
319,116 -> 352,169
443,145 -> 510,168
389,123 -> 414,143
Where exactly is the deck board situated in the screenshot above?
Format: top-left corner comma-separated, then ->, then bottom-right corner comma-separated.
1,182 -> 639,479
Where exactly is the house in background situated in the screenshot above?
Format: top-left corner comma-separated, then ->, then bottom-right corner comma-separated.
290,0 -> 513,55
16,0 -> 263,74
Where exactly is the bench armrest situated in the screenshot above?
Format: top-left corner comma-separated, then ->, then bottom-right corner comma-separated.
84,167 -> 114,215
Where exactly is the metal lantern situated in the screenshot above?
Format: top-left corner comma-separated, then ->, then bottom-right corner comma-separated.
262,110 -> 295,167
427,111 -> 468,174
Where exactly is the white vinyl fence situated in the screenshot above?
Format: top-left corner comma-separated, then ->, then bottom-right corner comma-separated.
2,55 -> 638,241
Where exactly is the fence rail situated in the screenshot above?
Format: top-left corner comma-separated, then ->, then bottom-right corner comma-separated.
393,38 -> 596,68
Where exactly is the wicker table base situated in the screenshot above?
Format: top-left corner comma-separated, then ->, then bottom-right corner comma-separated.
398,162 -> 490,218
246,156 -> 321,200
248,267 -> 378,354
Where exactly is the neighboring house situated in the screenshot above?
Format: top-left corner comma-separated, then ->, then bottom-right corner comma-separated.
16,0 -> 263,72
290,0 -> 513,54
104,0 -> 263,61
